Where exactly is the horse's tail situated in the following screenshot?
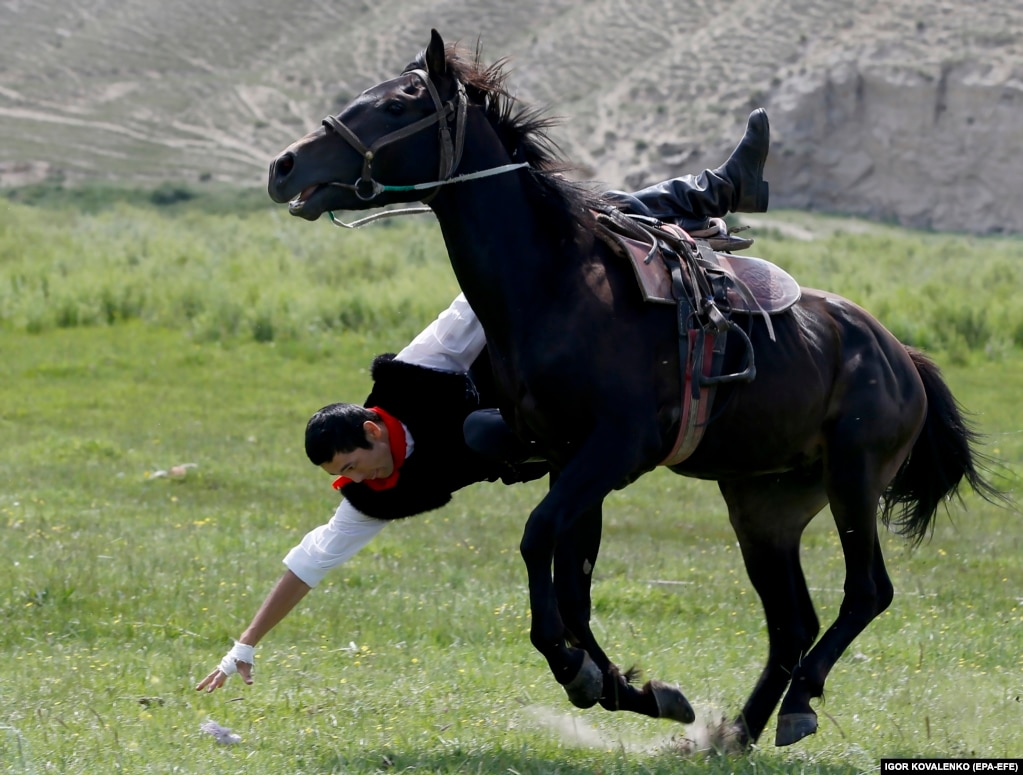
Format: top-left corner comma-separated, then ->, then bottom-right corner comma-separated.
880,347 -> 1005,546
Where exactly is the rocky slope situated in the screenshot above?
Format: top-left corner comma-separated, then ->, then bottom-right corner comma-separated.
1,0 -> 1020,233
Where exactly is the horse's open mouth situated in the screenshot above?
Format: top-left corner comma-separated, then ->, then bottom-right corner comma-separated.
288,184 -> 323,214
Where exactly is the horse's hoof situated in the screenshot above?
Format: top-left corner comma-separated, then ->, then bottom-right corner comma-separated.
646,679 -> 695,724
774,712 -> 817,746
563,652 -> 602,709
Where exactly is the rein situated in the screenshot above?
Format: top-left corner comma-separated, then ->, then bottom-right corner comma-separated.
327,163 -> 530,229
322,67 -> 529,229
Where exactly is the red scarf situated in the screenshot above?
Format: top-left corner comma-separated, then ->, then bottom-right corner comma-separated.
331,406 -> 408,492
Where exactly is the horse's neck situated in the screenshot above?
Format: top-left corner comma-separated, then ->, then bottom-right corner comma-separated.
431,170 -> 559,338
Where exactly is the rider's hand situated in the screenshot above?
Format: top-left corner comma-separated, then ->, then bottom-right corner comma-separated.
195,641 -> 256,693
195,659 -> 253,693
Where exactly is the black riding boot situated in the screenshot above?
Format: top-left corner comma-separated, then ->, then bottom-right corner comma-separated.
463,408 -> 547,485
606,108 -> 770,230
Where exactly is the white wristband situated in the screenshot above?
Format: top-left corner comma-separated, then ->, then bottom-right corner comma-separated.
218,641 -> 255,677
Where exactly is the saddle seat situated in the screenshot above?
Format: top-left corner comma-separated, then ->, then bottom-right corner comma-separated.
611,227 -> 800,314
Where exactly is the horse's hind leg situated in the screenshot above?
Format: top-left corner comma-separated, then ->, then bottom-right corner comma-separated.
776,527 -> 893,746
775,443 -> 903,745
719,472 -> 828,747
553,508 -> 694,723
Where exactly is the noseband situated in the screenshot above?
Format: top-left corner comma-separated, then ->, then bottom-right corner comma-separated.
322,68 -> 468,202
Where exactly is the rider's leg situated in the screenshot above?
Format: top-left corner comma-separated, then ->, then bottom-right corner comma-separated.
607,108 -> 770,230
464,408 -> 546,484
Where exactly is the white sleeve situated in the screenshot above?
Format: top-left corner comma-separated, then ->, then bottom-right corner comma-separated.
283,499 -> 387,588
395,293 -> 487,372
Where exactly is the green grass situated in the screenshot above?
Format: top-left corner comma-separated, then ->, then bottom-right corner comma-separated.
739,211 -> 1023,361
0,196 -> 460,346
3,195 -> 1023,357
0,197 -> 1021,773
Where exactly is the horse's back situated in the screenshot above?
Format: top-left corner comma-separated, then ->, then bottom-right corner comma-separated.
676,286 -> 926,478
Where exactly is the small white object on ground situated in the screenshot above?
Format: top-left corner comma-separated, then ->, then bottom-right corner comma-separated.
200,719 -> 241,745
150,463 -> 198,479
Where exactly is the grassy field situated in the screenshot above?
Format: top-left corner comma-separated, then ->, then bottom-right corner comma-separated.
0,195 -> 1021,773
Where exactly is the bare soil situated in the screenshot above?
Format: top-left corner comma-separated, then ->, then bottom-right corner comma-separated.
2,0 -> 1021,232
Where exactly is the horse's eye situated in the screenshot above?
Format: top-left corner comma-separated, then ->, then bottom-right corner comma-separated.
385,100 -> 405,116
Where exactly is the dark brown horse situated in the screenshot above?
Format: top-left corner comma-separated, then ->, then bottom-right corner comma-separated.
266,31 -> 999,747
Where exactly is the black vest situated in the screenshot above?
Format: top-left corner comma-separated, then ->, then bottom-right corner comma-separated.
338,354 -> 502,520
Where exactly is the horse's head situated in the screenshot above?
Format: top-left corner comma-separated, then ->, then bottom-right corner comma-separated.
268,30 -> 466,220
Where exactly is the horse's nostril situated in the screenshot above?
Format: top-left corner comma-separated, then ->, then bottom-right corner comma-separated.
275,152 -> 295,178
268,151 -> 300,203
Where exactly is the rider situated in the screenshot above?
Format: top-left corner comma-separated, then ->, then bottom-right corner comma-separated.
195,109 -> 770,693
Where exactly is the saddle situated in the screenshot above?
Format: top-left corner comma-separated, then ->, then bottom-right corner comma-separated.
595,208 -> 801,467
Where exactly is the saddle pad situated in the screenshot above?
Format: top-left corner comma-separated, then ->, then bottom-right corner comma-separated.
615,234 -> 801,314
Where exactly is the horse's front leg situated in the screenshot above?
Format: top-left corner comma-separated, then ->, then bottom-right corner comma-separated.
546,503 -> 605,707
520,421 -> 692,721
553,508 -> 694,723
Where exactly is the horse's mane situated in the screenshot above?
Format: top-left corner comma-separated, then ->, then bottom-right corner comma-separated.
405,42 -> 607,235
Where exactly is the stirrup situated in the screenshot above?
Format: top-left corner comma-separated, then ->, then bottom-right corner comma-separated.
689,217 -> 753,252
705,232 -> 753,252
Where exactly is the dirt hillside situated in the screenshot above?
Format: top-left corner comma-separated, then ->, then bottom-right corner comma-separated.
1,0 -> 1020,233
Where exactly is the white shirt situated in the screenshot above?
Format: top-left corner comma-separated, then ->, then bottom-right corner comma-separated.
284,294 -> 485,588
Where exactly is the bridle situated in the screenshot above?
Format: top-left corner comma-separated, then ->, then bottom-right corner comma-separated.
320,68 -> 529,228
322,68 -> 467,202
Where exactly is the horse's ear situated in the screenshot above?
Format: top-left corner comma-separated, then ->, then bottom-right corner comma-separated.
426,29 -> 447,76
